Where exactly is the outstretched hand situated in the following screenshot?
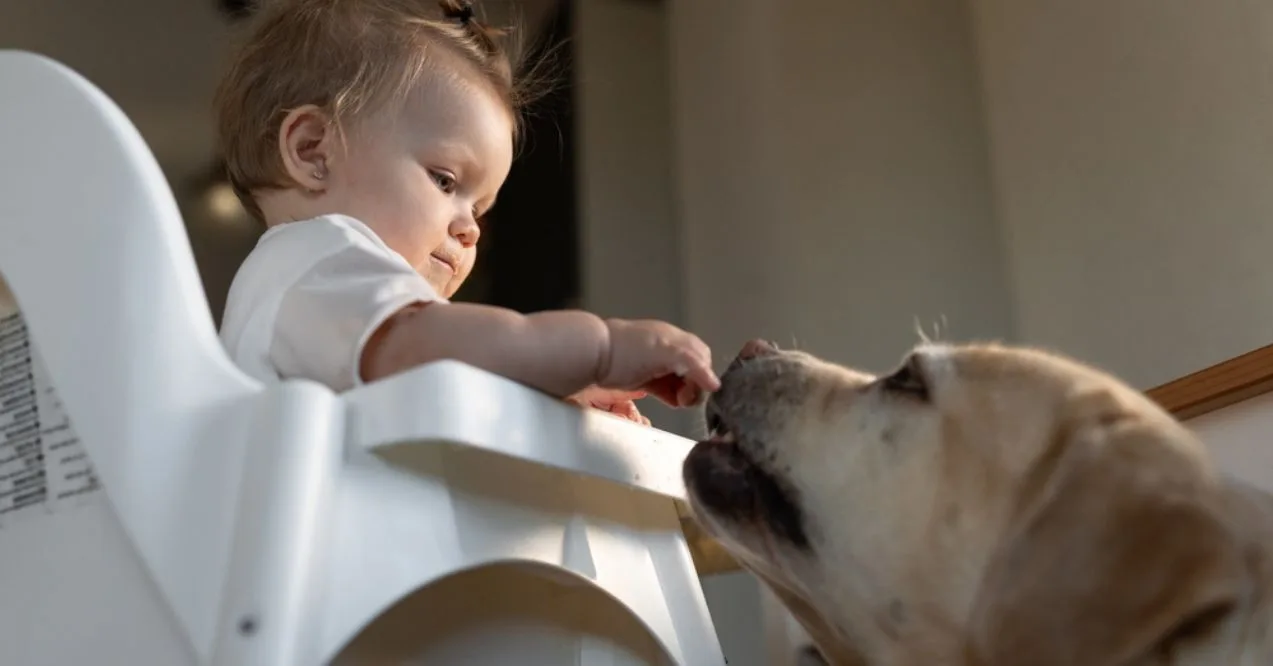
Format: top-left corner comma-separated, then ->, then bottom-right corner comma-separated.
640,373 -> 709,409
598,318 -> 720,408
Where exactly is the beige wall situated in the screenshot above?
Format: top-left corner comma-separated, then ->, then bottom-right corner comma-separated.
578,0 -> 1014,434
667,0 -> 1015,380
581,0 -> 1273,412
576,0 -> 691,434
1190,393 -> 1273,492
971,0 -> 1273,389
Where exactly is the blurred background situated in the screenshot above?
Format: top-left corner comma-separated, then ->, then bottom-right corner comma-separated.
8,0 -> 1273,663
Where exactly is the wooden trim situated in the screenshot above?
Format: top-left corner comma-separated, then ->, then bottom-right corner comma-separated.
1144,342 -> 1273,420
681,341 -> 1273,577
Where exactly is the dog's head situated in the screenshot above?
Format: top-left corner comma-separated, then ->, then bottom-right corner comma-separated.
683,340 -> 1252,665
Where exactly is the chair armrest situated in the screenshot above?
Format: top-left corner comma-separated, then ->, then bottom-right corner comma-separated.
342,359 -> 695,500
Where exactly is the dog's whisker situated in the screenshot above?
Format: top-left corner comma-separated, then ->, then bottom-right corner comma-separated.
914,316 -> 931,344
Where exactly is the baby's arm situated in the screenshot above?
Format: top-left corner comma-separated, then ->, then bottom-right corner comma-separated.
249,217 -> 715,400
360,302 -> 717,404
361,302 -> 608,397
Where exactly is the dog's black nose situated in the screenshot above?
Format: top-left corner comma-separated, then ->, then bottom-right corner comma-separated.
737,338 -> 778,362
722,338 -> 779,379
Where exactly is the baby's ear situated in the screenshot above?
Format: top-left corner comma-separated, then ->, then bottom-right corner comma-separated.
277,104 -> 335,193
966,406 -> 1249,666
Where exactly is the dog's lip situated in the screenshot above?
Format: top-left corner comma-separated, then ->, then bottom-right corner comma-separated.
688,426 -> 748,463
696,407 -> 747,465
686,431 -> 812,550
706,411 -> 726,438
696,429 -> 742,451
704,394 -> 730,436
685,430 -> 758,502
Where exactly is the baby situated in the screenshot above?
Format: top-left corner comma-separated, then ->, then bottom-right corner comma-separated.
213,0 -> 718,423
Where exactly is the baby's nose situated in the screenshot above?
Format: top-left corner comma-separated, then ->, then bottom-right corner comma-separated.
451,218 -> 481,247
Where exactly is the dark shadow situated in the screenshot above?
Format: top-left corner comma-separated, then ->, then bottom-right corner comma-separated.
455,0 -> 578,312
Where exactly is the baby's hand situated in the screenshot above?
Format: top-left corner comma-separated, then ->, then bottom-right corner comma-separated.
598,319 -> 720,407
566,387 -> 651,426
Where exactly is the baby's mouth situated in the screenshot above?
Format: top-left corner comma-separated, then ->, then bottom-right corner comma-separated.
429,253 -> 457,274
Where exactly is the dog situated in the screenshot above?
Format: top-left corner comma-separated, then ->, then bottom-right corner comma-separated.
682,339 -> 1273,665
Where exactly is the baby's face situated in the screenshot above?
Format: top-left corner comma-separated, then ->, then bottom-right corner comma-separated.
325,73 -> 513,297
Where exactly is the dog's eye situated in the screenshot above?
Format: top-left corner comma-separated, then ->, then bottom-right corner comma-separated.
881,355 -> 929,400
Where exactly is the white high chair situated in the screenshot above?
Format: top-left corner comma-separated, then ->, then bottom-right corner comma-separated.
0,50 -> 726,666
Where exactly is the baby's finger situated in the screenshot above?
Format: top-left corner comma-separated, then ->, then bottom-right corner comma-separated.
683,358 -> 721,393
609,400 -> 641,422
676,383 -> 704,408
641,374 -> 684,406
619,402 -> 652,426
690,337 -> 713,370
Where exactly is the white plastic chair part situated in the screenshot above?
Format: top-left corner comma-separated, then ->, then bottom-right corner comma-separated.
345,360 -> 694,500
0,47 -> 268,663
0,48 -> 727,666
319,364 -> 723,662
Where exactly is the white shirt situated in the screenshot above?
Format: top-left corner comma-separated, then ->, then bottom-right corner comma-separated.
219,214 -> 444,392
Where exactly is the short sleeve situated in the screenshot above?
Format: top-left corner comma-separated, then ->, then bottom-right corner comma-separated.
269,231 -> 442,393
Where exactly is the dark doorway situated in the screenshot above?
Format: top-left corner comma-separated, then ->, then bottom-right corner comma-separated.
454,0 -> 578,312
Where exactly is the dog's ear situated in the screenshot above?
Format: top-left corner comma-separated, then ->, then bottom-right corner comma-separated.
966,403 -> 1249,666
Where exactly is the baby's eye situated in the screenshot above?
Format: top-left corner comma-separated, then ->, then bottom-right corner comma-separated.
429,169 -> 457,194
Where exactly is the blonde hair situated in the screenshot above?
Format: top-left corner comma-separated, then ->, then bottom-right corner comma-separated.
214,0 -> 534,220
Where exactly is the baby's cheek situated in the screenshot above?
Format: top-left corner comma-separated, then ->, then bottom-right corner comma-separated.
438,275 -> 460,299
446,257 -> 477,296
416,262 -> 453,297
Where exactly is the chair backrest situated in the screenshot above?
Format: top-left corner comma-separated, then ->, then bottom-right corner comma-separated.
0,49 -> 264,655
0,48 -> 258,479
